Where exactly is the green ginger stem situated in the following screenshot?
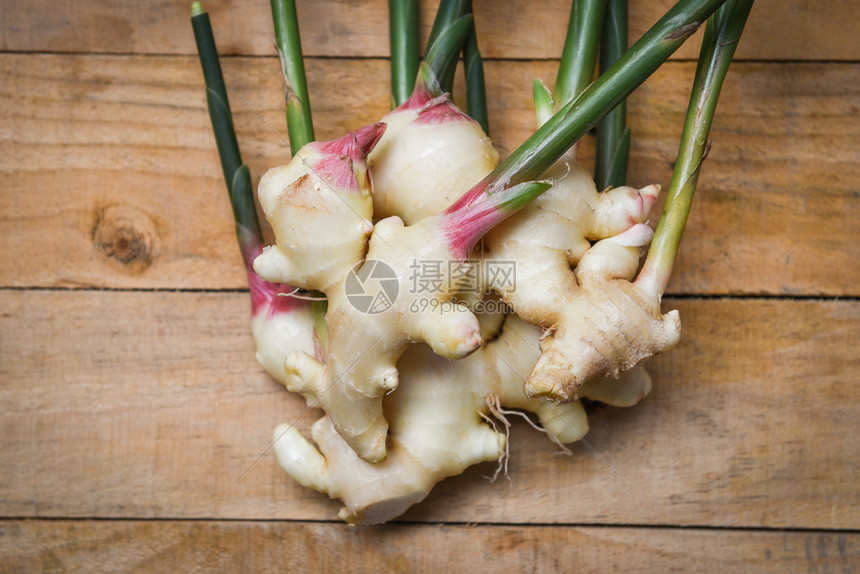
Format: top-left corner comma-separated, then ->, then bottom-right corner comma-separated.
271,0 -> 315,150
388,0 -> 420,107
554,0 -> 606,108
534,0 -> 605,148
425,0 -> 471,53
638,0 -> 754,296
485,0 -> 729,194
594,0 -> 631,189
423,0 -> 473,94
463,15 -> 489,134
191,2 -> 262,261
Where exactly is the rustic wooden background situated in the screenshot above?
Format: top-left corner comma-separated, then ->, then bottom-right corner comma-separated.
1,0 -> 858,571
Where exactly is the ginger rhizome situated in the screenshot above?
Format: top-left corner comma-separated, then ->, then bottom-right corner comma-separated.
368,70 -> 499,225
257,80 -> 667,522
246,244 -> 317,383
483,142 -> 680,402
256,121 -> 551,462
273,315 -> 590,525
258,24 -> 680,522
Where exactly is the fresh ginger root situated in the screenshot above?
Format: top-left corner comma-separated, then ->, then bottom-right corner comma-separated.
257,119 -> 667,520
272,315 -> 589,525
274,175 -> 552,463
368,85 -> 499,225
485,152 -> 680,402
254,122 -> 515,463
254,124 -> 384,291
255,85 -> 671,519
254,128 -> 665,523
281,214 -> 485,463
246,248 -> 318,384
527,225 -> 681,401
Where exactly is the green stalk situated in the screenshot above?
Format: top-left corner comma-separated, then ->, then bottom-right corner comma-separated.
533,79 -> 556,127
463,16 -> 489,134
270,0 -> 328,336
553,0 -> 606,109
638,0 -> 754,296
423,0 -> 473,93
191,1 -> 261,261
271,0 -> 315,150
389,0 -> 420,107
595,0 -> 631,189
425,0 -> 470,52
486,0 -> 729,192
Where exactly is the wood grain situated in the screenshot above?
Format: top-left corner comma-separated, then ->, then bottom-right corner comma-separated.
1,0 -> 855,563
1,520 -> 858,573
1,291 -> 857,528
0,0 -> 856,62
1,55 -> 856,295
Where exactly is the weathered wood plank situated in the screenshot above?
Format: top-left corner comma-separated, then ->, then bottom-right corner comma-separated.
1,520 -> 857,573
1,55 -> 856,295
0,0 -> 856,62
1,291 -> 857,528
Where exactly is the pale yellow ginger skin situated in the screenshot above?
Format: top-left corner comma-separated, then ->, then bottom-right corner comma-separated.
254,148 -> 373,293
526,227 -> 681,401
273,315 -> 589,525
368,96 -> 499,225
254,136 -> 484,463
484,152 -> 678,403
266,144 -> 661,519
283,215 -> 483,463
250,305 -> 316,385
254,114 -> 668,524
261,292 -> 649,525
246,142 -> 343,387
579,365 -> 653,408
456,289 -> 508,341
366,96 -> 510,338
486,150 -> 659,272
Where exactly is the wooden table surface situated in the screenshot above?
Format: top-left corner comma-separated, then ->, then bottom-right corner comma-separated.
1,1 -> 858,572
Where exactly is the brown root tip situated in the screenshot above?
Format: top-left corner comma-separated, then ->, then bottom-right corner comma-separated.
524,368 -> 578,403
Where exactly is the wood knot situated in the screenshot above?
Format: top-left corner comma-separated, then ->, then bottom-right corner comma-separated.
92,205 -> 159,273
